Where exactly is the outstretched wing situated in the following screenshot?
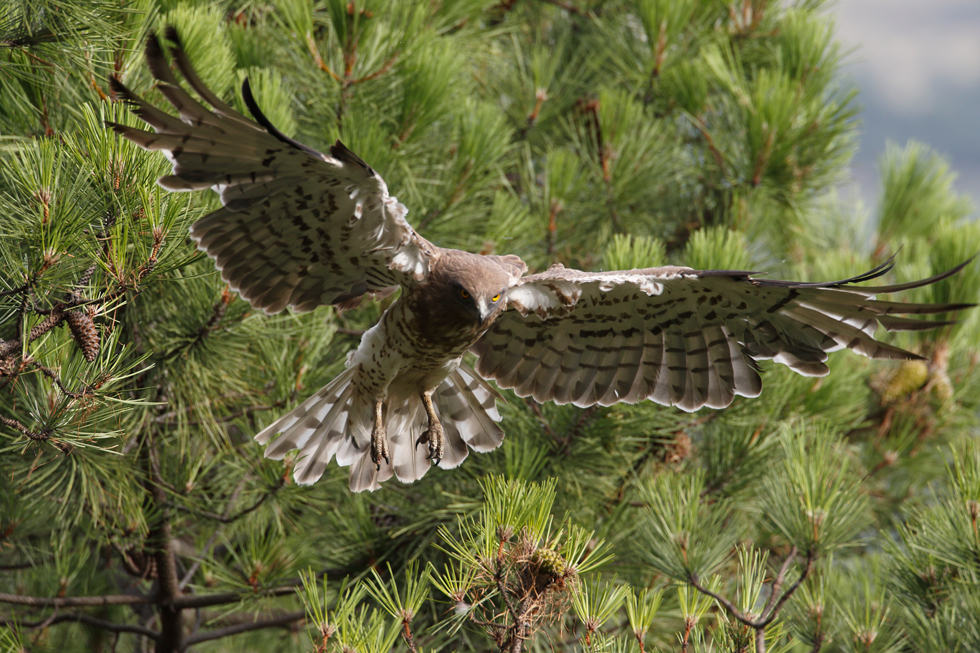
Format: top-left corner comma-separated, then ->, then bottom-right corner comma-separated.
107,29 -> 433,314
471,259 -> 973,412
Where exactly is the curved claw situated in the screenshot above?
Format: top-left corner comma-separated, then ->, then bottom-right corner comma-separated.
371,425 -> 389,471
417,424 -> 444,465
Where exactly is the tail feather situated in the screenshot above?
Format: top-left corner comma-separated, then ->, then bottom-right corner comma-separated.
441,367 -> 505,453
255,367 -> 356,452
387,402 -> 430,483
255,364 -> 506,491
435,423 -> 470,469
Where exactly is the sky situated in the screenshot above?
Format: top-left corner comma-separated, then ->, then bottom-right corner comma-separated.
831,0 -> 980,211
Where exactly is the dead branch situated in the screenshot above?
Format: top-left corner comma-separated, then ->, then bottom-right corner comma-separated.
182,610 -> 306,647
0,612 -> 160,640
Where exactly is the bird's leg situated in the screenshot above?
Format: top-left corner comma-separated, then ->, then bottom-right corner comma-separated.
370,398 -> 389,470
416,391 -> 444,464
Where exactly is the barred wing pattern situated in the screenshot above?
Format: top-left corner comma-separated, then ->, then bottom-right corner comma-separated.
107,30 -> 432,314
471,261 -> 971,412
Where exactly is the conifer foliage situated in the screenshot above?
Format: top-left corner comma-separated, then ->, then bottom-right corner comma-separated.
1,1 -> 979,652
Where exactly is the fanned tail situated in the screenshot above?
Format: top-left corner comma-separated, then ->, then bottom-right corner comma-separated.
255,366 -> 360,485
256,364 -> 505,492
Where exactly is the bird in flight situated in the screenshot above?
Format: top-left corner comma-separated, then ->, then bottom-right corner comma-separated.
109,29 -> 971,491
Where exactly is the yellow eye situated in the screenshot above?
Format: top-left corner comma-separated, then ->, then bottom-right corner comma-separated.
460,289 -> 470,299
491,294 -> 501,302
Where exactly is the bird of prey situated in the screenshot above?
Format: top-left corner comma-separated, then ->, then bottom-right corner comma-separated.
109,30 -> 971,491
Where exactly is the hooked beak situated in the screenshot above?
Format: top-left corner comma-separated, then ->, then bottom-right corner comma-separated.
477,298 -> 490,322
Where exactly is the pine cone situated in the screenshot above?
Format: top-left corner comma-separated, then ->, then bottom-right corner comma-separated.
29,306 -> 64,342
881,360 -> 928,404
65,309 -> 99,362
531,547 -> 565,578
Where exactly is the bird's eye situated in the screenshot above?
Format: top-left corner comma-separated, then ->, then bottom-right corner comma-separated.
460,289 -> 470,299
491,294 -> 501,302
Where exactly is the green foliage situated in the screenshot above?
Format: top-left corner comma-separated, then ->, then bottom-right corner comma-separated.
603,233 -> 665,271
876,141 -> 975,244
1,1 -> 978,652
633,470 -> 738,581
683,225 -> 756,271
761,424 -> 869,555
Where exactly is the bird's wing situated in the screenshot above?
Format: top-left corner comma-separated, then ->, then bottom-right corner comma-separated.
470,258 -> 973,412
107,29 -> 433,314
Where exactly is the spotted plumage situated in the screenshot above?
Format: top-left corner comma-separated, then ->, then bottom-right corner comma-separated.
110,30 -> 973,491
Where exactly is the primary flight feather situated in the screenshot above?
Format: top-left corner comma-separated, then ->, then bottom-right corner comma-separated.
109,30 -> 972,491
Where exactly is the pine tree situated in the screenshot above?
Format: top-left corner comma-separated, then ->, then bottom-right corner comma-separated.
2,1 -> 979,652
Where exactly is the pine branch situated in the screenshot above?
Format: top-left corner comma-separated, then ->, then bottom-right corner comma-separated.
0,303 -> 64,359
494,566 -> 529,653
0,414 -> 66,452
0,284 -> 31,298
26,359 -> 92,399
688,547 -> 814,653
401,619 -> 420,653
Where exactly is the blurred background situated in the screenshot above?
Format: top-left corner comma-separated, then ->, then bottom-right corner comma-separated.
834,0 -> 980,209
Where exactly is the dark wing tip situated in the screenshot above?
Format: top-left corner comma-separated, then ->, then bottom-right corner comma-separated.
240,78 -> 268,129
753,256 -> 899,289
145,31 -> 164,59
108,76 -> 127,97
164,25 -> 182,48
107,76 -> 145,112
697,269 -> 759,279
144,31 -> 177,85
241,78 -> 330,161
330,140 -> 374,176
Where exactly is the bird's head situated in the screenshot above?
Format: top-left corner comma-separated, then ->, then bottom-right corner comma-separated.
434,253 -> 514,327
450,279 -> 508,325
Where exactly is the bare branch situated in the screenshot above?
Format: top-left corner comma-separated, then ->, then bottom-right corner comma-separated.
688,574 -> 756,628
177,479 -> 284,524
689,547 -> 814,632
181,610 -> 305,646
0,592 -> 151,608
762,546 -> 798,616
171,585 -> 300,610
758,550 -> 814,627
1,612 -> 160,640
0,586 -> 303,612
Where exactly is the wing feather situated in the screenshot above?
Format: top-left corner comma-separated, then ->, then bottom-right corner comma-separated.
109,31 -> 433,313
472,261 -> 972,411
